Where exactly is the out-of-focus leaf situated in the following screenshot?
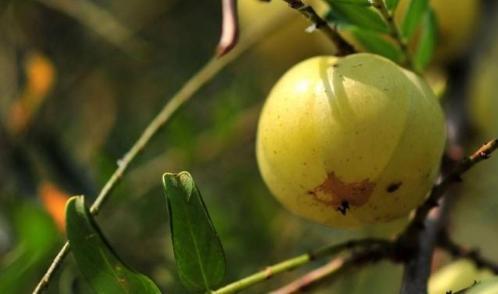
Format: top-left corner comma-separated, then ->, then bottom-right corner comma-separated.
330,0 -> 371,5
66,196 -> 161,294
414,8 -> 437,72
352,29 -> 403,63
38,181 -> 70,232
163,172 -> 226,292
385,0 -> 400,11
400,0 -> 429,39
7,51 -> 55,135
0,204 -> 60,293
327,0 -> 389,33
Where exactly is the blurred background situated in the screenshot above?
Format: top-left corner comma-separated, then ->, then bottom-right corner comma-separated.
0,0 -> 497,293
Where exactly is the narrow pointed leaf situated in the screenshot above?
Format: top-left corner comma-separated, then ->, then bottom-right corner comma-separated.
385,0 -> 400,11
400,0 -> 429,39
66,196 -> 161,294
326,0 -> 389,33
352,30 -> 403,63
414,8 -> 437,72
163,172 -> 226,292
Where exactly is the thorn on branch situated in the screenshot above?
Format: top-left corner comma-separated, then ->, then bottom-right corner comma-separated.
470,139 -> 498,161
217,0 -> 239,57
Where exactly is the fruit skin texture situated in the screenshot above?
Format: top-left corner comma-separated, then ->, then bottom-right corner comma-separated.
256,53 -> 446,228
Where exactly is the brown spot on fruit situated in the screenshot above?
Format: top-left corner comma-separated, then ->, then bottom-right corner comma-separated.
386,181 -> 402,193
309,172 -> 375,211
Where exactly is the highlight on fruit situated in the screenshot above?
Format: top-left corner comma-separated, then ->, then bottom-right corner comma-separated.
256,53 -> 446,228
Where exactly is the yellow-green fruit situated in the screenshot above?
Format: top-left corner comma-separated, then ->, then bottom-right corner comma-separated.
396,0 -> 479,61
429,260 -> 493,294
430,0 -> 479,60
239,0 -> 332,66
256,53 -> 446,228
469,40 -> 498,136
466,277 -> 498,294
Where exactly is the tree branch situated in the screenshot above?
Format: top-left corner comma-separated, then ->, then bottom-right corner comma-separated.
211,239 -> 390,294
438,232 -> 498,274
397,139 -> 498,294
282,0 -> 355,56
406,139 -> 498,234
32,16 -> 289,294
271,244 -> 391,294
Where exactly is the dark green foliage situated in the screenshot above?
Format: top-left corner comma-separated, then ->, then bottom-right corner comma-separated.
163,172 -> 226,292
66,196 -> 161,294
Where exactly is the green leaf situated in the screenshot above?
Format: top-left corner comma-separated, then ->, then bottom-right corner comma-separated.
66,196 -> 161,294
328,0 -> 371,5
413,8 -> 437,72
163,172 -> 226,292
385,0 -> 400,11
400,0 -> 429,39
0,204 -> 60,294
352,29 -> 403,63
326,0 -> 389,33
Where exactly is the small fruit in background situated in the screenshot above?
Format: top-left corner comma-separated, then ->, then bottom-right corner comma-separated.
238,0 -> 333,67
396,0 -> 480,62
468,39 -> 498,137
465,277 -> 498,294
429,0 -> 480,61
256,53 -> 446,228
428,259 -> 493,294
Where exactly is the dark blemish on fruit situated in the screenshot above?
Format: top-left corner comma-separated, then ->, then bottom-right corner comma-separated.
336,201 -> 349,215
387,182 -> 402,193
332,63 -> 339,68
308,172 -> 376,211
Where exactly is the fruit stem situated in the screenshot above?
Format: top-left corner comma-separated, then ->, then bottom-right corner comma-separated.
282,0 -> 356,56
372,0 -> 416,71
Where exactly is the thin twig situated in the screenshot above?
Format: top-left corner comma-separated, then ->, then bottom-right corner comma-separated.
266,140 -> 498,294
397,139 -> 498,294
210,239 -> 389,294
282,0 -> 355,55
271,256 -> 347,294
371,0 -> 415,70
271,244 -> 390,294
405,139 -> 498,234
32,14 -> 289,294
438,232 -> 498,274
